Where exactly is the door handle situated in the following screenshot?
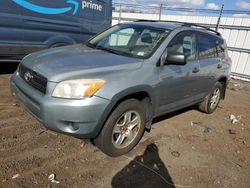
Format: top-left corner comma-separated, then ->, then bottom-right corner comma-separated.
217,64 -> 222,69
192,67 -> 199,73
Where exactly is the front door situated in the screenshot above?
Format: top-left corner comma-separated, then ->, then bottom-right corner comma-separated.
156,31 -> 200,114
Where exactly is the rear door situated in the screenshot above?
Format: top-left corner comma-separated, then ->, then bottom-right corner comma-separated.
0,1 -> 23,59
156,31 -> 200,114
195,32 -> 219,100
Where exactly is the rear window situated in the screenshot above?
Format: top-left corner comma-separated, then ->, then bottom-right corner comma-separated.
214,38 -> 226,58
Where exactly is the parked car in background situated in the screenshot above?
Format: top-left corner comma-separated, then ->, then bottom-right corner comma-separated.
11,21 -> 231,156
0,0 -> 111,61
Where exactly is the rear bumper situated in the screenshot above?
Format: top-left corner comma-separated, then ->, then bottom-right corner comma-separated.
10,72 -> 112,138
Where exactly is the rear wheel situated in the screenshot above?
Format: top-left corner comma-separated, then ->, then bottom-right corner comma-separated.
94,99 -> 146,157
199,82 -> 223,114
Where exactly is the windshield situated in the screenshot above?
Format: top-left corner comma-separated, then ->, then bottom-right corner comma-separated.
87,24 -> 169,59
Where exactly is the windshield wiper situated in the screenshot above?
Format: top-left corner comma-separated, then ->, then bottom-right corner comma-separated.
86,43 -> 140,58
86,43 -> 120,55
95,47 -> 121,55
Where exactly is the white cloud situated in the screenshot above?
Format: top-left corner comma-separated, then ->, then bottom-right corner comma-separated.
178,11 -> 200,15
236,1 -> 250,10
165,0 -> 204,6
114,0 -> 204,7
232,13 -> 250,18
206,3 -> 220,10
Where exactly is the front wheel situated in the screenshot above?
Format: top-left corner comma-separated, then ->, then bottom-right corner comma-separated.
94,99 -> 146,157
199,82 -> 223,114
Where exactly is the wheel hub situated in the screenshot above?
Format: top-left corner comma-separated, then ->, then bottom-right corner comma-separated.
210,88 -> 220,109
112,110 -> 141,149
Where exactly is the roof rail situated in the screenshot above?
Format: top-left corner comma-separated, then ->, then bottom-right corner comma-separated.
134,19 -> 221,36
134,19 -> 157,22
183,22 -> 221,36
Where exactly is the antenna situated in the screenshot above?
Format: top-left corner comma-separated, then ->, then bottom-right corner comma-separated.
216,4 -> 224,32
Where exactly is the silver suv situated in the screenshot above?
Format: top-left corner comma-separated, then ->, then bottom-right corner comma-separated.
11,21 -> 231,156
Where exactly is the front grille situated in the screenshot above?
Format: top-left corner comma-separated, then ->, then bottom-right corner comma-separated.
19,64 -> 47,94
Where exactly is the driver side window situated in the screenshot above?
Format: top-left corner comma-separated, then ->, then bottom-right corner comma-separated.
167,31 -> 197,61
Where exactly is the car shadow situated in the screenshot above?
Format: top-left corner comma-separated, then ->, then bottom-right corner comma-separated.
0,61 -> 19,75
111,143 -> 176,188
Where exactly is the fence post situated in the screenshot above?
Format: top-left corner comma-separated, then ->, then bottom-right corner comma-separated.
119,4 -> 122,23
159,4 -> 163,21
216,4 -> 224,31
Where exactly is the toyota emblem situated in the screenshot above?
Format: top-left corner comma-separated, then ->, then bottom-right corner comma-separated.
24,72 -> 33,82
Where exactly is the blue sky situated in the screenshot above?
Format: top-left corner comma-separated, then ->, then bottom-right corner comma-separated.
113,0 -> 250,11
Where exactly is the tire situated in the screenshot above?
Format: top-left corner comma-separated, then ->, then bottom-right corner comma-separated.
199,82 -> 223,114
94,99 -> 146,157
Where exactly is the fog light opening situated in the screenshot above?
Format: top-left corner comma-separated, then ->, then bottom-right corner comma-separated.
71,122 -> 80,131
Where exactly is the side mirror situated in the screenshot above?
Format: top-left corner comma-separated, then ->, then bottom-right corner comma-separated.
163,53 -> 187,66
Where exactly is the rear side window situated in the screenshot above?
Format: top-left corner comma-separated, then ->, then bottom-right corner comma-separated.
214,38 -> 226,58
198,34 -> 215,59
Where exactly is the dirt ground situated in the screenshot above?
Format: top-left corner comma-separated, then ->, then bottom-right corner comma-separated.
0,73 -> 249,188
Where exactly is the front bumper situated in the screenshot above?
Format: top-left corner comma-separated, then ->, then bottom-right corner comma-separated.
10,72 -> 112,138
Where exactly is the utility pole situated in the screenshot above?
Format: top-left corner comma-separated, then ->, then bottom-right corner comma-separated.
159,4 -> 163,21
119,4 -> 122,23
216,4 -> 224,32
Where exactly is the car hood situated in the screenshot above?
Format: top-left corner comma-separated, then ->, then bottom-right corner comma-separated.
22,44 -> 143,82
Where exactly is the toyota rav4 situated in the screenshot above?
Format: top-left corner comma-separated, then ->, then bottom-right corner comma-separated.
11,21 -> 231,156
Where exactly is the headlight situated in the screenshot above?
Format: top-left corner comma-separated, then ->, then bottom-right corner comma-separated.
52,79 -> 105,99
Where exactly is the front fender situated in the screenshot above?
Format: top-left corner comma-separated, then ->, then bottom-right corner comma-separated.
93,85 -> 156,137
111,85 -> 156,107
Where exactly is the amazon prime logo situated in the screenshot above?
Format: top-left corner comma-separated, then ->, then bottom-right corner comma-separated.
12,0 -> 103,15
82,1 -> 102,11
24,72 -> 33,82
